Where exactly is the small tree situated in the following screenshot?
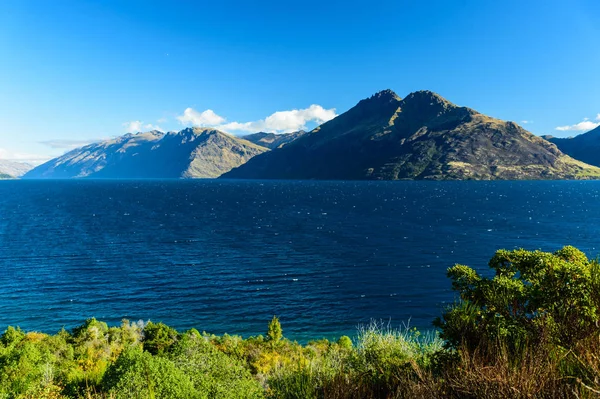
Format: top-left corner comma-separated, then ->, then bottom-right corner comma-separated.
143,322 -> 179,355
435,246 -> 600,350
266,316 -> 282,342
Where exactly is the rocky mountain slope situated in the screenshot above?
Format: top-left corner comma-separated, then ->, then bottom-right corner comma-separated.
0,160 -> 34,178
543,126 -> 600,168
242,131 -> 307,149
222,90 -> 600,180
24,128 -> 267,179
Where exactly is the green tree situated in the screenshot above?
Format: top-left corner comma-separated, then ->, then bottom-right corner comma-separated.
143,322 -> 179,356
337,336 -> 353,350
103,347 -> 200,399
266,316 -> 283,343
170,331 -> 264,399
435,246 -> 600,350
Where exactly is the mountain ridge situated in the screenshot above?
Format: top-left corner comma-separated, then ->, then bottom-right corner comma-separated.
242,131 -> 307,149
21,90 -> 600,181
0,160 -> 34,178
24,128 -> 267,179
221,90 -> 600,180
543,126 -> 600,168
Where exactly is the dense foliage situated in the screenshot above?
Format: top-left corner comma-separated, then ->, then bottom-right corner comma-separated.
1,246 -> 600,398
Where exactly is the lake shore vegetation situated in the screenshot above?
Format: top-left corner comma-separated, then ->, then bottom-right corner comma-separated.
1,246 -> 600,398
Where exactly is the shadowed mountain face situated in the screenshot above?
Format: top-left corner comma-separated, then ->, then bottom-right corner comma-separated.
543,127 -> 600,168
242,131 -> 307,149
24,128 -> 267,179
222,90 -> 600,180
0,160 -> 34,178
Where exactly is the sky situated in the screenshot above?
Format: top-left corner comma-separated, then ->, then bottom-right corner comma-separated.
0,0 -> 599,163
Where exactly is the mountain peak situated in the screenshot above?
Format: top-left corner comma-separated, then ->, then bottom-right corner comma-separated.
397,90 -> 466,122
403,90 -> 454,107
352,89 -> 402,115
369,89 -> 401,102
177,127 -> 225,137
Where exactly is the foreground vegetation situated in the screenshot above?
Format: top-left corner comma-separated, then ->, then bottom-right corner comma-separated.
2,246 -> 600,398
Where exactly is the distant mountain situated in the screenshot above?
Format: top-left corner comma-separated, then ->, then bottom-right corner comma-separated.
543,126 -> 600,168
222,90 -> 600,180
0,160 -> 34,178
24,128 -> 267,179
242,131 -> 307,149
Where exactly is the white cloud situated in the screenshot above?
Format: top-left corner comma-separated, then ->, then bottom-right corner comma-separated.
596,114 -> 600,121
144,123 -> 161,130
177,108 -> 225,126
521,120 -> 533,124
123,120 -> 143,132
218,105 -> 337,134
555,119 -> 600,132
39,139 -> 100,150
157,117 -> 168,123
0,147 -> 50,164
123,120 -> 162,132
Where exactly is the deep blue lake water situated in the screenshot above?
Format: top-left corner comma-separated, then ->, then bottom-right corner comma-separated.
0,180 -> 599,341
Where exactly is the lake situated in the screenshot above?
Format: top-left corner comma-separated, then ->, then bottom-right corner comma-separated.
0,180 -> 598,341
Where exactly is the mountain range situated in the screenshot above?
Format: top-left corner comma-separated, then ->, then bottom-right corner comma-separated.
222,90 -> 599,180
22,90 -> 600,181
0,160 -> 34,178
24,128 -> 267,179
242,131 -> 307,149
543,126 -> 600,168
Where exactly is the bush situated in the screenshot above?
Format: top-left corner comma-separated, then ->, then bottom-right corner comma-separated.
102,347 -> 200,399
267,317 -> 283,343
170,330 -> 264,399
435,246 -> 600,350
143,322 -> 179,356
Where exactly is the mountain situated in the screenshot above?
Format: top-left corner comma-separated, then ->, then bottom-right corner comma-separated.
221,90 -> 600,180
0,160 -> 34,178
543,126 -> 600,168
242,131 -> 307,149
24,128 -> 267,179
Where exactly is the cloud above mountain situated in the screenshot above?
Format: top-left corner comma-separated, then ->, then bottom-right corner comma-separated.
0,147 -> 49,164
177,109 -> 225,126
555,115 -> 600,132
39,139 -> 102,150
123,120 -> 162,132
176,105 -> 337,134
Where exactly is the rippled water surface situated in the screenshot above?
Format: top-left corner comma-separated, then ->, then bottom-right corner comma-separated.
0,180 -> 599,340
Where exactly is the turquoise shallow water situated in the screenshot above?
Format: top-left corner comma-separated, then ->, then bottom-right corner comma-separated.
0,179 -> 598,341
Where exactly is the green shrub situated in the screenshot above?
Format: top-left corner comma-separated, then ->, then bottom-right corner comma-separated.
0,332 -> 59,397
170,330 -> 264,399
351,322 -> 442,396
435,246 -> 600,350
103,347 -> 200,399
267,317 -> 283,343
337,336 -> 353,350
143,322 -> 179,356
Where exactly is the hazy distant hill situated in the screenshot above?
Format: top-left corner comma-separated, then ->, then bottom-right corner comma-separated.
0,160 -> 34,178
24,128 -> 267,179
222,90 -> 600,180
543,126 -> 600,168
242,131 -> 307,149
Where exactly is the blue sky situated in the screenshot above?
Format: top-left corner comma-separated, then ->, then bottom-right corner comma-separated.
1,0 -> 599,163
